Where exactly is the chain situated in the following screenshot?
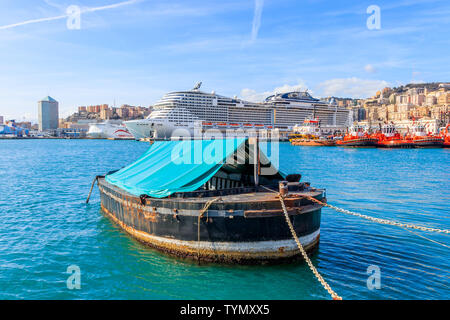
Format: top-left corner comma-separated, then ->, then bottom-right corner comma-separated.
307,196 -> 450,234
279,196 -> 342,300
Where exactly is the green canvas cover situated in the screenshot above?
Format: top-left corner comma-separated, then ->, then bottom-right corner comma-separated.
105,138 -> 247,198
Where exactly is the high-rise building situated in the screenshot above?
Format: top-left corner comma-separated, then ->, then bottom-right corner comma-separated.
0,115 -> 4,124
100,108 -> 112,120
38,96 -> 59,131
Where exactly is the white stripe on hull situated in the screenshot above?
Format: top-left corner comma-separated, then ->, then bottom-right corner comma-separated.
150,229 -> 321,252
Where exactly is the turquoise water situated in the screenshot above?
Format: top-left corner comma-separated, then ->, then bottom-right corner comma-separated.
0,139 -> 448,300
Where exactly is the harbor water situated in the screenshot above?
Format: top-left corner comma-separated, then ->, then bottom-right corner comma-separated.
0,139 -> 448,299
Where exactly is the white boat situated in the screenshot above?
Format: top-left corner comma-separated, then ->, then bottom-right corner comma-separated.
292,118 -> 323,137
87,120 -> 134,139
125,83 -> 351,139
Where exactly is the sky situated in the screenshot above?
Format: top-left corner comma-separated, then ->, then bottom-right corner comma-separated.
0,0 -> 449,122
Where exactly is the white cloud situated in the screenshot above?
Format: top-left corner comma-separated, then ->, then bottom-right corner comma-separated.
240,81 -> 308,102
364,64 -> 376,73
0,0 -> 140,30
250,0 -> 264,43
318,78 -> 389,98
83,0 -> 141,13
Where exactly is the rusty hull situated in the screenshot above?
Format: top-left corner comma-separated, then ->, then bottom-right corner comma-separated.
97,177 -> 324,264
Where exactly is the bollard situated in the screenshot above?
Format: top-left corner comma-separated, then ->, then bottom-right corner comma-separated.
279,181 -> 288,197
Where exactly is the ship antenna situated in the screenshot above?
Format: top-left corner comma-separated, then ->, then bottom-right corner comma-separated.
193,82 -> 202,90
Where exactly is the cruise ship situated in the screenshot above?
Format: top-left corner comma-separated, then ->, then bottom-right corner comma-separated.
87,120 -> 134,139
124,83 -> 352,139
263,93 -> 351,131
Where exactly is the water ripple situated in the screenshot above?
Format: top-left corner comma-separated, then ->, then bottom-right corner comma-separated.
0,140 -> 448,299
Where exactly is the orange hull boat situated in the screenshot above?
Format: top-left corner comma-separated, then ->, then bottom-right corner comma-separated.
336,125 -> 376,147
291,139 -> 336,146
441,124 -> 450,148
373,124 -> 414,148
336,137 -> 377,147
405,123 -> 444,148
408,137 -> 443,148
376,139 -> 414,148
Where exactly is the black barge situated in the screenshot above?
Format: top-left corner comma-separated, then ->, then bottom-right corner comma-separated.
96,138 -> 325,264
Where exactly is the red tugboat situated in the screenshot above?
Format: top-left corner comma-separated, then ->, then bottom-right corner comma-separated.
440,124 -> 450,148
336,125 -> 377,147
372,124 -> 414,148
406,123 -> 443,148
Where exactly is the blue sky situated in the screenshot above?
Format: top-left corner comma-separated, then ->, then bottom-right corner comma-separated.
0,0 -> 449,122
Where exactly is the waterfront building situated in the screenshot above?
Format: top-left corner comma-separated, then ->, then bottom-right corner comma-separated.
100,108 -> 112,120
116,106 -> 129,119
438,92 -> 449,106
411,93 -> 425,106
356,118 -> 440,134
425,95 -> 437,106
38,96 -> 59,131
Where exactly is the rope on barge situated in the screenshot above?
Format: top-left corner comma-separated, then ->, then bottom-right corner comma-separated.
306,197 -> 450,234
197,197 -> 222,262
258,185 -> 342,300
86,176 -> 104,204
279,195 -> 342,301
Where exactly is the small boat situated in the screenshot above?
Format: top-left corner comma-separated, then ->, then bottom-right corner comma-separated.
336,125 -> 377,147
440,124 -> 450,148
96,138 -> 324,264
290,118 -> 336,146
292,118 -> 322,137
372,124 -> 414,148
406,123 -> 443,148
291,138 -> 336,146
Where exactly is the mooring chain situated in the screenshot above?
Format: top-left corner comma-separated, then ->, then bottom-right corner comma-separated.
279,196 -> 342,300
307,196 -> 450,234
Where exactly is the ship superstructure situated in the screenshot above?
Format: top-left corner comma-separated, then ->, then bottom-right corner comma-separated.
125,83 -> 351,139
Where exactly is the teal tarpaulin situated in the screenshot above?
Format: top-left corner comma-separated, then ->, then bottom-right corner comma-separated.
105,139 -> 247,198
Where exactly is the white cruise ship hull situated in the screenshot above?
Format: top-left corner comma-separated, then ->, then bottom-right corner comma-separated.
87,122 -> 134,139
125,119 -> 191,140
